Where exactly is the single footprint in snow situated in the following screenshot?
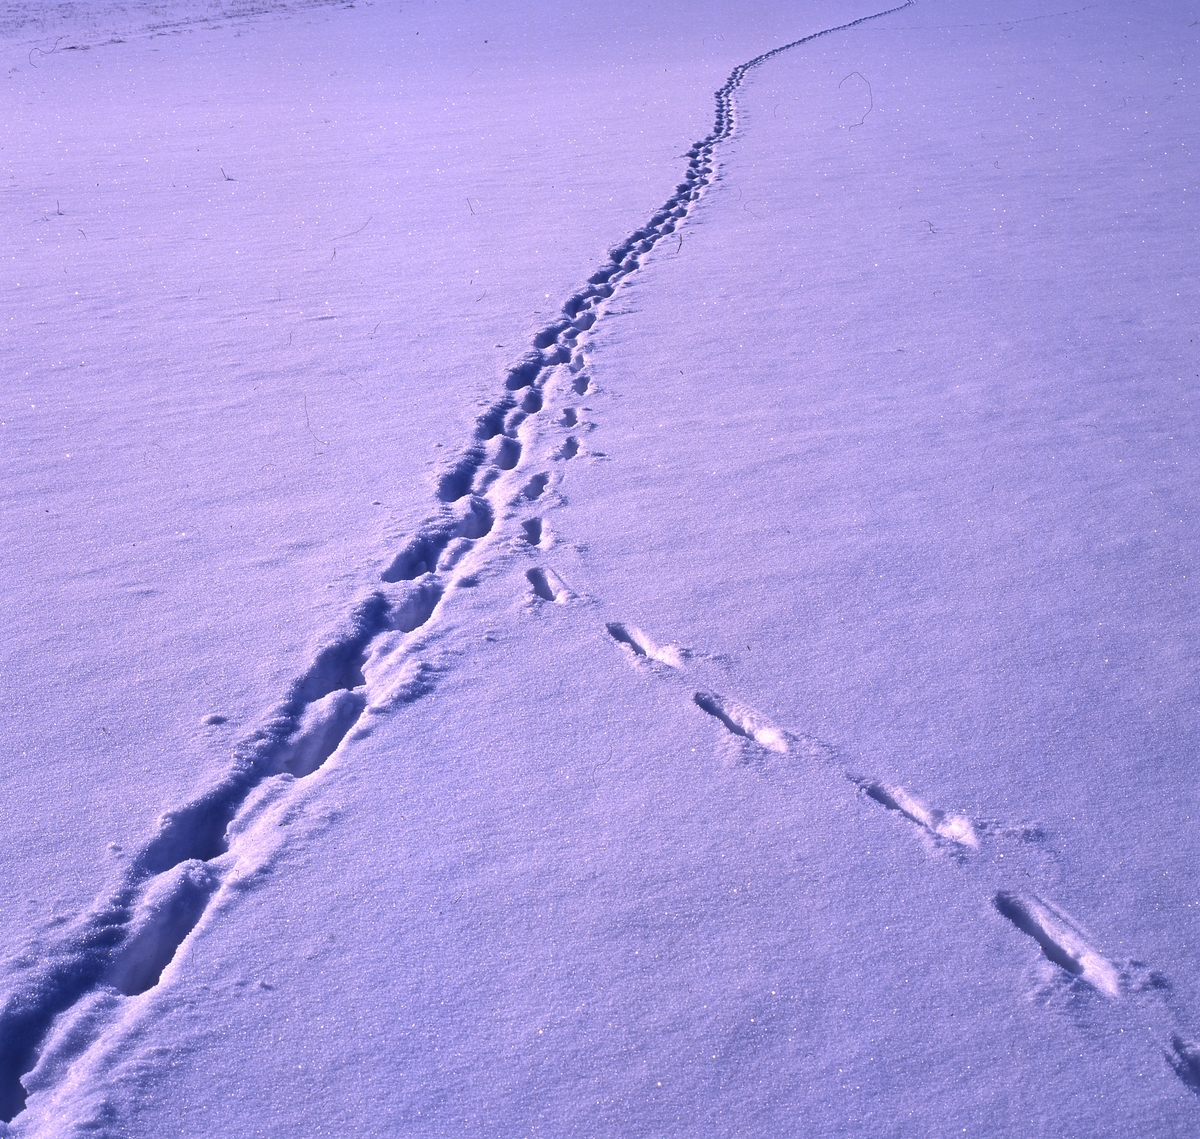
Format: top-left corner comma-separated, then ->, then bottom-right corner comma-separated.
693,691 -> 788,754
606,622 -> 686,668
521,518 -> 544,547
526,567 -> 570,603
493,436 -> 521,471
854,779 -> 978,849
993,891 -> 1123,998
555,437 -> 579,461
523,472 -> 550,500
1167,1035 -> 1200,1095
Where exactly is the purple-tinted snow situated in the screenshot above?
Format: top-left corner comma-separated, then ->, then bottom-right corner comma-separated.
2,1 -> 1198,1135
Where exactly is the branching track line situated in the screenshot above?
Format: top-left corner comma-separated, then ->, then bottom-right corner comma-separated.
0,3 -> 914,1128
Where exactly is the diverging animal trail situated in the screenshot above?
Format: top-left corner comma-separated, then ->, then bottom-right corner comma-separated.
0,3 -> 922,1128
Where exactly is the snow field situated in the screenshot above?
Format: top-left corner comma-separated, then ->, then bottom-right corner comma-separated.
2,0 -> 1198,1134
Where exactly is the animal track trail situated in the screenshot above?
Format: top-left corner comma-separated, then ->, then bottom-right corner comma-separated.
2,4 -> 935,1128
614,630 -> 1198,1092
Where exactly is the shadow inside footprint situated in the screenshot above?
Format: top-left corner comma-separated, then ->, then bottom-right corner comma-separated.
523,473 -> 550,500
526,567 -> 567,602
109,861 -> 221,997
1168,1035 -> 1200,1094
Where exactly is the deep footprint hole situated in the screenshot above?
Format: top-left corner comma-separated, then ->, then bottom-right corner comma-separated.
523,473 -> 550,500
993,893 -> 1084,978
495,436 -> 521,470
526,568 -> 556,602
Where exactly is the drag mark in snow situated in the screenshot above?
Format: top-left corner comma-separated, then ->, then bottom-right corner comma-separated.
993,892 -> 1123,998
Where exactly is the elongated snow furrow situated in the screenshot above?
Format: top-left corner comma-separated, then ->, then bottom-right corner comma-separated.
853,778 -> 979,850
0,5 -> 920,1127
994,892 -> 1124,998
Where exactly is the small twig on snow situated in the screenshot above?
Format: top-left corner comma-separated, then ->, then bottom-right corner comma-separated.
303,395 -> 329,448
332,216 -> 372,240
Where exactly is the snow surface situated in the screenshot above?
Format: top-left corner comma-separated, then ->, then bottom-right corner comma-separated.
2,0 -> 1198,1135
